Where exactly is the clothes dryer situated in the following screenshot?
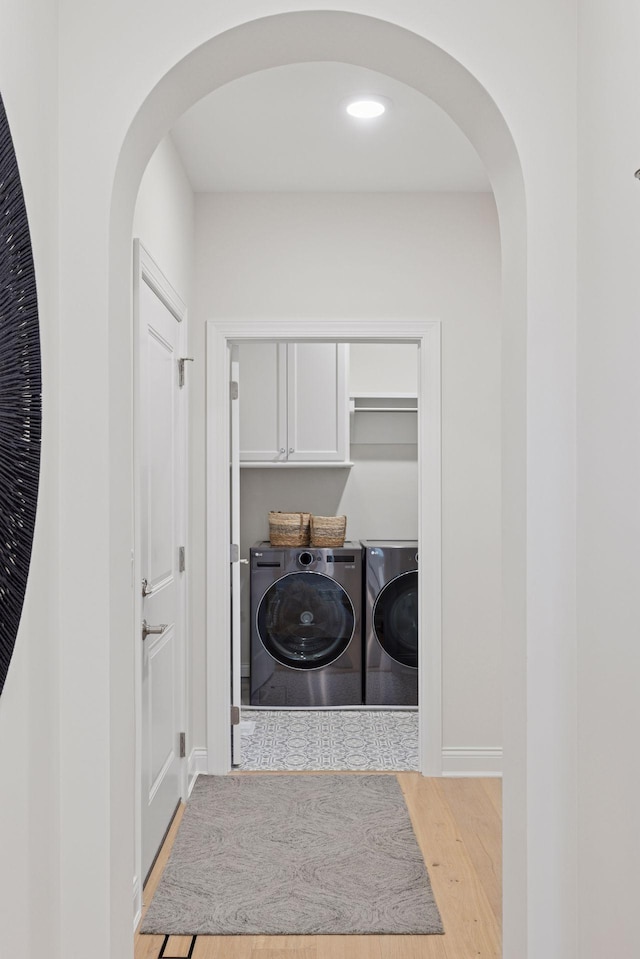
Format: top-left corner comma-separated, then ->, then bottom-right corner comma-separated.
361,540 -> 418,706
250,543 -> 362,707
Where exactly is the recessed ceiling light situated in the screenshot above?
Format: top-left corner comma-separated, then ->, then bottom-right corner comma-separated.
345,97 -> 390,119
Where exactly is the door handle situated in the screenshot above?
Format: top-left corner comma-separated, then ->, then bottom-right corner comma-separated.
142,620 -> 168,641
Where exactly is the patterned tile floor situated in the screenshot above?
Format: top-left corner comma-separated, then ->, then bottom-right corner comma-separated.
239,709 -> 419,771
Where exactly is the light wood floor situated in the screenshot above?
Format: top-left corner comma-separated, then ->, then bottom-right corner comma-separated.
135,774 -> 501,959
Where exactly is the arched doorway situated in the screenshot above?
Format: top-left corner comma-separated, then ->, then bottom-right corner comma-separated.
108,11 -> 527,955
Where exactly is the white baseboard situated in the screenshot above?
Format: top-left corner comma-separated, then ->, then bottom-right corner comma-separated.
133,876 -> 142,931
187,744 -> 501,777
441,746 -> 502,777
188,747 -> 209,795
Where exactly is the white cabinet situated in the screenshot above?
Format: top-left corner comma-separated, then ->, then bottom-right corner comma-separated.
239,342 -> 349,465
237,342 -> 287,462
286,343 -> 348,462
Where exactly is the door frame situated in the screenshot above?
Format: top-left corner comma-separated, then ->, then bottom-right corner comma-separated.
132,241 -> 189,924
205,317 -> 442,775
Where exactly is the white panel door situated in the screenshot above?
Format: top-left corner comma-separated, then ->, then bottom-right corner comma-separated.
238,341 -> 287,461
286,343 -> 348,461
139,262 -> 185,880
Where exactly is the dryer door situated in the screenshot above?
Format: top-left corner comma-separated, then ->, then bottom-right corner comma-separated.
256,571 -> 355,669
373,570 -> 419,668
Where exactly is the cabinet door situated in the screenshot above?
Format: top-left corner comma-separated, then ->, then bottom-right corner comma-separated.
286,343 -> 348,462
238,342 -> 287,461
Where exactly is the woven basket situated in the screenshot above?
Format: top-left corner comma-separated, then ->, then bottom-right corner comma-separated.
309,515 -> 347,548
269,511 -> 311,547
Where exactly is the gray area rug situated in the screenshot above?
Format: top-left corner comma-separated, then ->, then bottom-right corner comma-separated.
141,774 -> 443,936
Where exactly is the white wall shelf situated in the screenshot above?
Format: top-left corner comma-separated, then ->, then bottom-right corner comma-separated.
239,461 -> 354,469
349,393 -> 418,413
352,406 -> 418,412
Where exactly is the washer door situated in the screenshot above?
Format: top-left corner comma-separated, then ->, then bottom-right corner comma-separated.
257,571 -> 355,670
373,570 -> 419,668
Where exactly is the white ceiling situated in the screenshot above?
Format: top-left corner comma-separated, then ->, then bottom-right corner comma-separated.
170,61 -> 491,193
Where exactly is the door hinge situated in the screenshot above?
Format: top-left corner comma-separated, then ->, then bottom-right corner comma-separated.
178,357 -> 194,388
179,732 -> 186,759
230,705 -> 240,726
230,543 -> 239,563
178,546 -> 185,572
230,380 -> 239,401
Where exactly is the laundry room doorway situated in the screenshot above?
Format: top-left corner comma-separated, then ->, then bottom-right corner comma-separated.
234,338 -> 422,770
206,319 -> 442,777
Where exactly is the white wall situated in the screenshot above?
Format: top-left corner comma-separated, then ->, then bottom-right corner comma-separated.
0,3 -> 59,959
133,135 -> 195,305
194,192 -> 502,755
577,2 -> 640,955
349,342 -> 419,394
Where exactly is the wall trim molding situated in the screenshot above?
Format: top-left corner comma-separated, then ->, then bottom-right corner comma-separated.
207,318 -> 442,778
442,746 -> 503,777
186,744 -> 500,777
133,876 -> 141,931
188,747 -> 208,795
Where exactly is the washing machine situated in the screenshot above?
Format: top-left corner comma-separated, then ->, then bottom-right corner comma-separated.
361,540 -> 419,706
250,542 -> 362,707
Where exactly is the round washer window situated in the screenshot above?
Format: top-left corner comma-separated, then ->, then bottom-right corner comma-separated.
373,570 -> 419,668
256,571 -> 355,670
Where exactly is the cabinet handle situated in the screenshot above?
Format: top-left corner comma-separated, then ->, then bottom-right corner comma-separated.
279,448 -> 285,454
289,448 -> 294,453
